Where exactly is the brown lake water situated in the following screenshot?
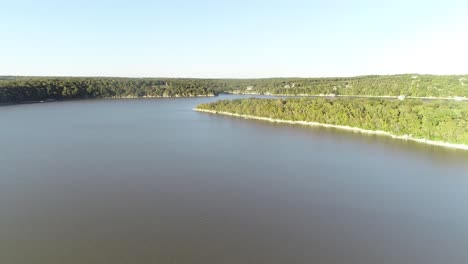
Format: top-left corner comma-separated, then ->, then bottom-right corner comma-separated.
1,95 -> 468,264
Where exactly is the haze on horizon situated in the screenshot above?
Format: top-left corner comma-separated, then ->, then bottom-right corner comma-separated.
1,0 -> 467,78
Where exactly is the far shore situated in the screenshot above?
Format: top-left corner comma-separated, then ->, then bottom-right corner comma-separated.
0,94 -> 217,107
105,94 -> 216,99
194,108 -> 468,151
223,91 -> 468,101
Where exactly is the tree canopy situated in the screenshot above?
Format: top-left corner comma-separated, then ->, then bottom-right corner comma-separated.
0,77 -> 219,103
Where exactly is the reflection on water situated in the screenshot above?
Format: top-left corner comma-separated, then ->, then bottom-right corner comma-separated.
0,95 -> 467,264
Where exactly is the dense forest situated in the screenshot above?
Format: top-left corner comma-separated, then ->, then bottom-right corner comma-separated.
0,77 -> 220,103
1,74 -> 467,103
224,74 -> 468,98
196,98 -> 468,145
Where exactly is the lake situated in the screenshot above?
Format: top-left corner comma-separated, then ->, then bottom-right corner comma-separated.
1,94 -> 468,264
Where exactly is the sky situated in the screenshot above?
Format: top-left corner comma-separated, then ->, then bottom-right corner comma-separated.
1,0 -> 467,78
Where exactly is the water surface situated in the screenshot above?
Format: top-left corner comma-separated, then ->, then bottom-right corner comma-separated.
1,95 -> 468,264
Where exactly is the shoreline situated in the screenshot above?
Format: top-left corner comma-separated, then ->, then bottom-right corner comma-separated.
194,108 -> 468,151
104,94 -> 216,99
0,94 -> 217,107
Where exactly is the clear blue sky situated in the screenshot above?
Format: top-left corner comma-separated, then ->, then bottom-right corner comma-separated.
1,0 -> 467,78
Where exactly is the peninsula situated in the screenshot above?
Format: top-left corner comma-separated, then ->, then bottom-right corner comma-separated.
195,98 -> 468,150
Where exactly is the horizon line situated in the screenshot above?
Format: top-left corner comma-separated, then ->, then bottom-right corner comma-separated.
1,73 -> 467,80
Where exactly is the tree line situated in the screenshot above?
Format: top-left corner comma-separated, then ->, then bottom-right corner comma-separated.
1,74 -> 467,103
196,98 -> 468,145
0,77 -> 220,103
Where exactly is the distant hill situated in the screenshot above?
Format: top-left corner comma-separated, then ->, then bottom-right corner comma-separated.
222,74 -> 468,98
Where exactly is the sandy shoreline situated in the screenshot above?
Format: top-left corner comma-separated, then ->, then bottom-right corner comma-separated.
194,108 -> 468,151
